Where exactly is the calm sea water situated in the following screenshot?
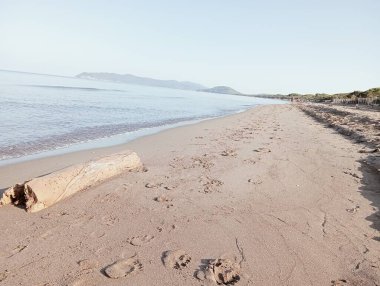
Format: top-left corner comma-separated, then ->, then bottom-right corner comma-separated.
0,70 -> 283,162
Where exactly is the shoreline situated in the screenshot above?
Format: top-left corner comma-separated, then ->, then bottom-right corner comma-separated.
0,104 -> 379,285
0,105 -> 265,190
0,108 -> 250,167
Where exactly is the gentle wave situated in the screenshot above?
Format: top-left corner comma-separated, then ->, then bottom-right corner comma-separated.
20,84 -> 125,92
0,115 -> 209,160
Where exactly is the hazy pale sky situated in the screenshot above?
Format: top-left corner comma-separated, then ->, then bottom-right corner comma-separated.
0,0 -> 379,94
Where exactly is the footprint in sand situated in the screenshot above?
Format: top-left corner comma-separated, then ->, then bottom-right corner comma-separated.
145,182 -> 163,189
127,235 -> 155,246
253,147 -> 271,153
221,149 -> 237,157
154,195 -> 174,208
331,279 -> 348,285
163,185 -> 177,190
115,184 -> 132,194
200,176 -> 223,194
243,158 -> 257,165
89,230 -> 106,239
104,256 -> 143,279
192,155 -> 215,170
101,215 -> 119,226
99,192 -> 121,203
162,249 -> 191,270
248,178 -> 263,185
154,195 -> 172,203
196,257 -> 241,285
78,259 -> 99,271
117,183 -> 129,192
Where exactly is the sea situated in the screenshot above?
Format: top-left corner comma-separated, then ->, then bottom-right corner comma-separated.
0,70 -> 284,165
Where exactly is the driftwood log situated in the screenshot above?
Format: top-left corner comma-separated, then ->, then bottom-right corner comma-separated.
0,150 -> 142,212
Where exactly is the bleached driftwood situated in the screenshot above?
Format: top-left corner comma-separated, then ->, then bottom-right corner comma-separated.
0,150 -> 142,212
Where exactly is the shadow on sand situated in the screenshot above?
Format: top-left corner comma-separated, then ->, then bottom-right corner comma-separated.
0,187 -> 7,197
359,155 -> 380,241
297,104 -> 380,241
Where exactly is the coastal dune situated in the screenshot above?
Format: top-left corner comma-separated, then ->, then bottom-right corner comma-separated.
0,104 -> 379,285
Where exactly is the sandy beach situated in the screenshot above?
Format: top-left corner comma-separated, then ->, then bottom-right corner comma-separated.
0,104 -> 379,285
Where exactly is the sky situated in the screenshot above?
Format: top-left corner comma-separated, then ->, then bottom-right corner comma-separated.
0,0 -> 379,94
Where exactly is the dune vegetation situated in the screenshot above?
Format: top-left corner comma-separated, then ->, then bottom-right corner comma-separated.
252,87 -> 380,104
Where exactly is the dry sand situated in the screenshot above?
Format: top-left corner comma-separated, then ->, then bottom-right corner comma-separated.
0,104 -> 379,285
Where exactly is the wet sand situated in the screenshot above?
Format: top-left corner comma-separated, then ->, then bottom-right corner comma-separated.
0,104 -> 379,285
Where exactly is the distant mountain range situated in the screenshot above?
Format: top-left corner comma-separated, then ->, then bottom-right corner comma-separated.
76,72 -> 242,95
199,86 -> 241,95
76,72 -> 207,91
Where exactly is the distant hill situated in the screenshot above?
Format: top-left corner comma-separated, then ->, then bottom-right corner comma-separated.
200,86 -> 241,95
76,72 -> 206,91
